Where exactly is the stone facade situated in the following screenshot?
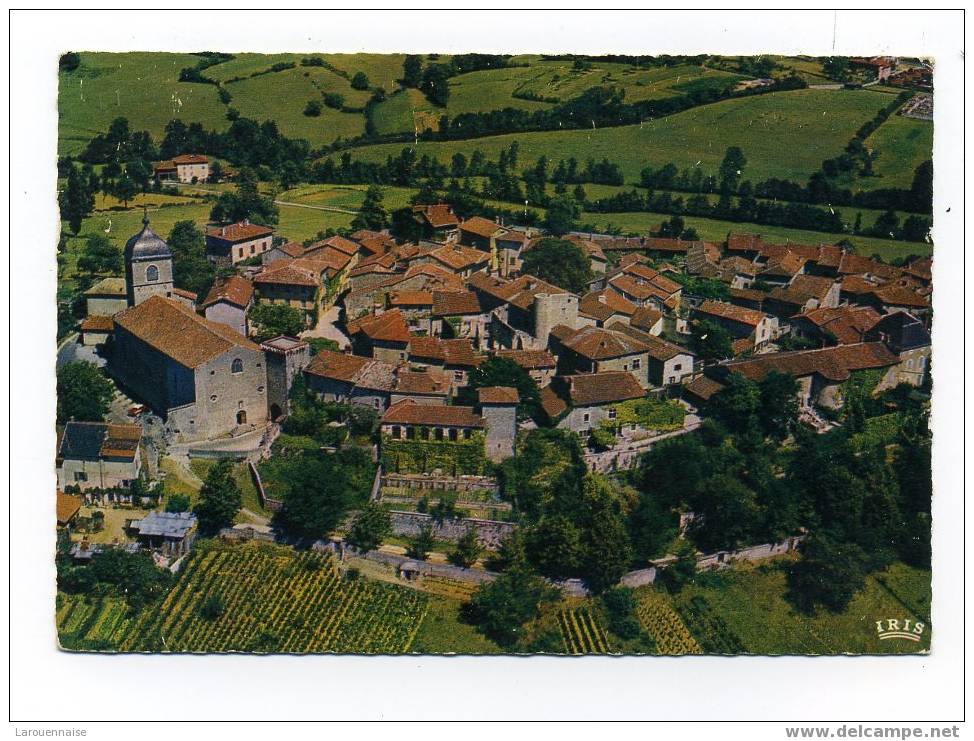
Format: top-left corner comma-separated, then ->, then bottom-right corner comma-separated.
481,403 -> 517,463
262,337 -> 311,420
204,301 -> 248,337
57,455 -> 141,492
112,323 -> 269,442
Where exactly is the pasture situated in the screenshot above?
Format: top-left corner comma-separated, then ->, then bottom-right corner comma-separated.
340,89 -> 887,186
863,114 -> 934,190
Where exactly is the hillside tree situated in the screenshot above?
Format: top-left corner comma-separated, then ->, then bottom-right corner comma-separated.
194,460 -> 243,535
520,237 -> 592,294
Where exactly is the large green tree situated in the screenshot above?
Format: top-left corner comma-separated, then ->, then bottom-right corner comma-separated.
167,221 -> 215,298
76,234 -> 123,276
194,460 -> 242,535
465,356 -> 541,421
57,362 -> 114,424
690,319 -> 734,362
351,185 -> 388,231
463,568 -> 558,647
346,502 -> 392,553
210,167 -> 279,225
249,303 -> 306,342
59,163 -> 95,235
718,146 -> 747,193
786,533 -> 868,614
520,237 -> 592,294
543,194 -> 581,235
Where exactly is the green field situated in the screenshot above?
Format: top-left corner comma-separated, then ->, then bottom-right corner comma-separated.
864,114 -> 934,190
225,66 -> 366,145
340,89 -> 887,185
58,541 -> 430,653
58,52 -> 230,156
663,560 -> 931,655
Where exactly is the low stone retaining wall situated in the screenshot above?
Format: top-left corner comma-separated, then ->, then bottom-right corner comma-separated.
248,461 -> 282,512
388,511 -> 515,549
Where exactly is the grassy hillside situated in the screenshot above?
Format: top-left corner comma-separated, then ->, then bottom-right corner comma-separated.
863,114 -> 934,190
663,560 -> 930,655
339,89 -> 887,185
58,52 -> 230,156
224,66 -> 366,144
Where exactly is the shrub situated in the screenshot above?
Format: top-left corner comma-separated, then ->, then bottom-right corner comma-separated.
304,99 -> 322,117
200,593 -> 224,620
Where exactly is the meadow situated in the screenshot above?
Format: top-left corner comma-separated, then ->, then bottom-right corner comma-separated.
863,114 -> 934,190
58,52 -> 229,156
664,560 -> 931,655
340,89 -> 889,185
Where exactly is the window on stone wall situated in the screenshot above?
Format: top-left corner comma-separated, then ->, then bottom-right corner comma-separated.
146,265 -> 159,282
231,358 -> 244,374
463,428 -> 472,440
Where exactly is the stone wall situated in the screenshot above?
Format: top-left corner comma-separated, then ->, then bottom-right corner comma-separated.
388,510 -> 515,549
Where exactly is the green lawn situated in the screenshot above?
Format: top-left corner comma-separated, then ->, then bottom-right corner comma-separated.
58,52 -> 230,156
340,89 -> 889,186
444,65 -> 557,115
370,88 -> 437,136
663,560 -> 931,655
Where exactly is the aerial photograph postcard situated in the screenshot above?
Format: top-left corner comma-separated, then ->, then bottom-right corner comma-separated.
54,48 -> 934,656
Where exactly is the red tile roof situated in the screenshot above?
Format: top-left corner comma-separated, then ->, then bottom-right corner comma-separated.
114,296 -> 259,368
393,368 -> 451,395
57,492 -> 83,525
683,375 -> 725,403
870,285 -> 930,309
413,204 -> 460,229
206,221 -> 273,243
724,342 -> 898,383
389,291 -> 434,307
579,290 -> 637,322
172,154 -> 208,165
409,336 -> 484,367
495,349 -> 557,369
80,315 -> 115,332
308,235 -> 360,256
201,275 -> 254,309
564,371 -> 646,406
427,243 -> 491,271
726,233 -> 765,253
346,309 -> 412,344
556,325 -> 650,361
696,300 -> 767,328
432,291 -> 485,316
797,306 -> 881,345
629,306 -> 664,332
478,386 -> 519,404
459,216 -> 503,239
381,399 -> 484,428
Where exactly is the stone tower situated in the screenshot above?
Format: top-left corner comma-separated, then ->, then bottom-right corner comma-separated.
533,292 -> 579,348
125,210 -> 174,307
260,336 -> 312,421
478,386 -> 519,463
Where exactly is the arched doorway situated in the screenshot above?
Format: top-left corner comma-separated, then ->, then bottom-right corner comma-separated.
269,403 -> 283,421
236,410 -> 248,425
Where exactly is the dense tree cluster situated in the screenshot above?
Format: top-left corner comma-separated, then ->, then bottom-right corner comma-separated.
56,362 -> 115,424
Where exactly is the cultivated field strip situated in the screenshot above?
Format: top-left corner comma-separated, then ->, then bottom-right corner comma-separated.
635,591 -> 703,655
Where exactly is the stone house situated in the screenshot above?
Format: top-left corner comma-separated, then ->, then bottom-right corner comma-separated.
693,300 -> 779,350
79,315 -> 115,346
411,203 -> 461,241
564,237 -> 609,275
495,349 -> 557,388
57,492 -> 83,528
764,275 -> 841,318
56,421 -> 143,492
610,323 -> 696,387
865,311 -> 931,387
478,387 -> 519,462
408,336 -> 485,389
790,305 -> 882,346
205,220 -> 274,267
344,263 -> 463,319
388,291 -> 435,335
539,371 -> 646,435
128,511 -> 197,557
495,229 -> 530,277
409,243 -> 490,280
578,289 -> 637,328
125,215 -> 175,307
111,295 -> 269,442
262,240 -> 307,266
252,260 -> 320,324
153,154 -> 209,183
719,342 -> 900,411
458,215 -> 504,254
628,306 -> 664,336
379,400 -> 489,475
304,349 -> 450,412
606,264 -> 682,313
757,250 -> 807,287
201,275 -> 255,337
430,291 -> 489,347
863,285 -> 931,320
346,308 -> 412,364
261,335 -> 311,420
549,325 -> 652,389
84,277 -> 128,317
469,273 -> 579,351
